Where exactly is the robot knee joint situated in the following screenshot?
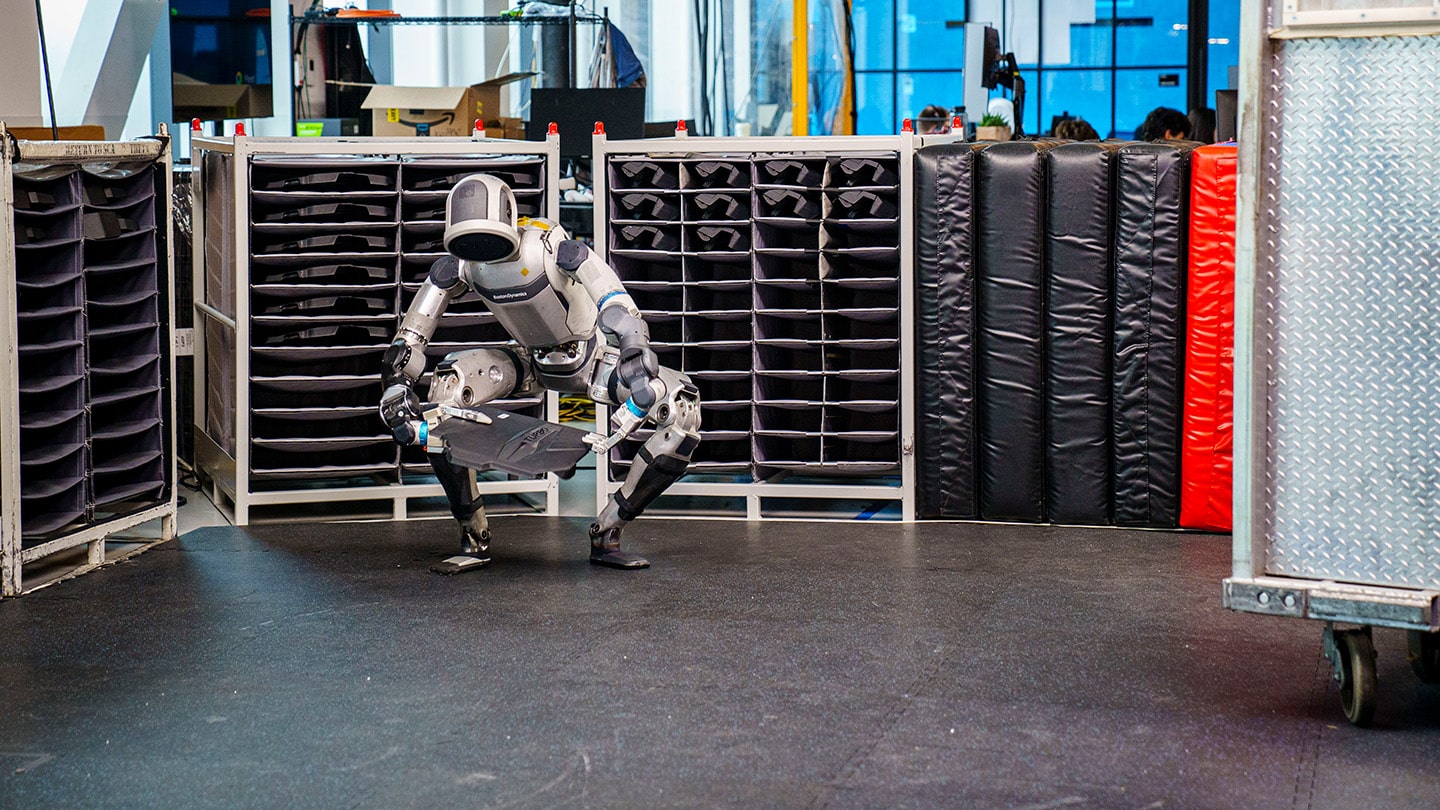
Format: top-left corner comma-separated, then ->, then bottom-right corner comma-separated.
653,387 -> 701,434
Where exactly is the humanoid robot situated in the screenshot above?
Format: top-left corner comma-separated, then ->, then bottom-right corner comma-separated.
379,174 -> 701,573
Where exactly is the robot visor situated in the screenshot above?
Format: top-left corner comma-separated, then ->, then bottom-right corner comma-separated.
446,220 -> 520,262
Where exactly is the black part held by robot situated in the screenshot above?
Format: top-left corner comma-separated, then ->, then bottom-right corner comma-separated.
556,239 -> 588,271
431,407 -> 593,477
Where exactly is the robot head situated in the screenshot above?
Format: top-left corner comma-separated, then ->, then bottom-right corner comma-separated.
445,174 -> 520,263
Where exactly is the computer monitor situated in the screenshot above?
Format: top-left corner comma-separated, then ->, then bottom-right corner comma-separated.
979,26 -> 1002,90
526,88 -> 646,158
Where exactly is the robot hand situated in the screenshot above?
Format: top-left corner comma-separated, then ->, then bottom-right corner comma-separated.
380,384 -> 424,445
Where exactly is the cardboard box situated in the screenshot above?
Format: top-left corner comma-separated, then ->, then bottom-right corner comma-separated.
483,117 -> 526,140
361,73 -> 534,137
173,82 -> 274,121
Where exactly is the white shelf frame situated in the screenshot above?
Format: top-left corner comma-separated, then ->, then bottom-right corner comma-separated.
0,126 -> 179,596
190,134 -> 563,526
591,131 -> 959,522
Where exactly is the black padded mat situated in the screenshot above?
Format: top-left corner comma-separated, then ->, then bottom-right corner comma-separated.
1111,142 -> 1196,527
913,143 -> 983,519
975,142 -> 1059,522
1044,143 -> 1122,525
4,519 -> 1438,807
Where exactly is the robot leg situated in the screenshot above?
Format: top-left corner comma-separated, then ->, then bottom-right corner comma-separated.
426,346 -> 533,574
590,369 -> 701,569
429,454 -> 493,575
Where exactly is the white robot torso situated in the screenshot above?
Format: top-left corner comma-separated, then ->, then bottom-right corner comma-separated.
461,219 -> 599,350
456,217 -> 616,392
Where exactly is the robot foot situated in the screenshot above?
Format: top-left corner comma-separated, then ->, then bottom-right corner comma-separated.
588,525 -> 649,570
430,527 -> 492,575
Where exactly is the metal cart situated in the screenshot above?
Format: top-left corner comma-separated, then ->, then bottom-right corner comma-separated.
1,125 -> 179,595
1226,0 -> 1440,724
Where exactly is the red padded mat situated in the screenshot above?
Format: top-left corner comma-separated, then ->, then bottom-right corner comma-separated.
1180,144 -> 1237,531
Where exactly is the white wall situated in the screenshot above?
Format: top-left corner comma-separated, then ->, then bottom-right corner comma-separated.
0,0 -> 44,127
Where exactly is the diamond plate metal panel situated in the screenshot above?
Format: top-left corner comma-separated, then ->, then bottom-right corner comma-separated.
1264,36 -> 1440,589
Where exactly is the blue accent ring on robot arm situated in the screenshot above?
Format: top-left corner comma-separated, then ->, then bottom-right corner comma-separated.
598,290 -> 632,310
625,398 -> 646,418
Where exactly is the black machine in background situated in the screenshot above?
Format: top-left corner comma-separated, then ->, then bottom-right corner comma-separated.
526,88 -> 646,159
322,23 -> 376,135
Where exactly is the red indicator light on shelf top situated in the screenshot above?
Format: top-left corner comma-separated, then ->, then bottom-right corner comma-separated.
473,118 -> 484,134
901,118 -> 914,132
594,121 -> 605,135
234,122 -> 246,136
547,122 -> 558,135
676,120 -> 687,132
191,118 -> 202,133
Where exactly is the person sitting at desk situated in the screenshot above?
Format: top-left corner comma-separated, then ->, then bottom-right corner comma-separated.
916,105 -> 952,134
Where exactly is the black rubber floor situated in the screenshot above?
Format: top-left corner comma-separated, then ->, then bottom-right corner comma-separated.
2,518 -> 1438,808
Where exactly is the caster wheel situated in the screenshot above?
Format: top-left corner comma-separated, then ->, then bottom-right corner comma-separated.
1407,631 -> 1440,684
1336,630 -> 1378,727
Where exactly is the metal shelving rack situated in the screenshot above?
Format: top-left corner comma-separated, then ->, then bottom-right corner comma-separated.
1225,3 -> 1440,725
1,125 -> 179,596
190,134 -> 562,525
592,131 -> 939,521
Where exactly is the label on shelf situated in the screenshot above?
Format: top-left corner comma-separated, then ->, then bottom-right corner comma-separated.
174,328 -> 194,356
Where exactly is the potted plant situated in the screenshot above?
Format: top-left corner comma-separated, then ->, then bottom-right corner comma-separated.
976,114 -> 1011,142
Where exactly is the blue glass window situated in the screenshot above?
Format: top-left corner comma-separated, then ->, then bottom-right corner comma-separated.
1114,68 -> 1187,139
1064,19 -> 1113,68
1208,0 -> 1241,96
1115,0 -> 1188,67
896,71 -> 964,125
857,73 -> 897,134
1041,70 -> 1113,137
852,0 -> 896,71
897,0 -> 967,70
848,0 -> 1217,140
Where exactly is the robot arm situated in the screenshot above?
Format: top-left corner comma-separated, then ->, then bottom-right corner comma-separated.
555,240 -> 663,410
380,255 -> 467,443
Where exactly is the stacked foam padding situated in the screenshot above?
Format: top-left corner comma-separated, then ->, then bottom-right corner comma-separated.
1111,142 -> 1195,527
976,142 -> 1058,522
1045,143 -> 1124,525
1179,144 -> 1237,532
914,140 -> 1197,528
914,144 -> 980,518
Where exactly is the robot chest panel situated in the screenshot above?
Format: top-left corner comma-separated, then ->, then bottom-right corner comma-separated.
469,257 -> 578,346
